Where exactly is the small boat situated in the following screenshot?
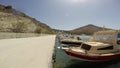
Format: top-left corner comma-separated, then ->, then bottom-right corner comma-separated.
61,37 -> 82,45
59,35 -> 83,49
62,30 -> 120,61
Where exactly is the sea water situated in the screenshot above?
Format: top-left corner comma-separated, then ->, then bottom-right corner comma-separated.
53,36 -> 120,68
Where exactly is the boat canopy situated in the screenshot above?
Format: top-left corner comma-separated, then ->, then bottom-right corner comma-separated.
93,30 -> 120,45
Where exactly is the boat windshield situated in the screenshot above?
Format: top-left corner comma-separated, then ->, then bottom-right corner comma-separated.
94,34 -> 114,44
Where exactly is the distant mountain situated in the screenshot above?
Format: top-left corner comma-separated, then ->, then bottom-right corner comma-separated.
70,24 -> 112,35
0,4 -> 54,34
0,4 -> 113,35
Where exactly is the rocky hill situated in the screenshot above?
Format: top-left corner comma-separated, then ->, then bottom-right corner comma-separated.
0,4 -> 113,35
70,24 -> 112,35
0,4 -> 54,34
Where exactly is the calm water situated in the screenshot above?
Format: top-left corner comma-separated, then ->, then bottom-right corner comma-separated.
53,36 -> 120,68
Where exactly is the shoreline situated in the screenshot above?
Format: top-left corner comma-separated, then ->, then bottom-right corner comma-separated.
0,32 -> 56,40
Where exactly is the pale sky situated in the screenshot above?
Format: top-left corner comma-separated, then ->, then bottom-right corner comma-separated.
0,0 -> 120,30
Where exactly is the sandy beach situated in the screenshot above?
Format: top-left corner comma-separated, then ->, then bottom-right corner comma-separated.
0,35 -> 56,68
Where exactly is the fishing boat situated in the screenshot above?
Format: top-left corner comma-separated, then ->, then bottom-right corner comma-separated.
60,35 -> 82,45
59,34 -> 83,50
62,30 -> 120,61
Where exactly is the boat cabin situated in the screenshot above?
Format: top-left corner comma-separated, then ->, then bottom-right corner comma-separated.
79,30 -> 120,54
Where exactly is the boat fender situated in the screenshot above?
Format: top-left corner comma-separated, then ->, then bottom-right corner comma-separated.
52,56 -> 56,63
85,50 -> 87,55
57,47 -> 61,49
117,40 -> 120,45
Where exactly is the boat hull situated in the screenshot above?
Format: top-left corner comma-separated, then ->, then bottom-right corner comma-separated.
65,50 -> 120,61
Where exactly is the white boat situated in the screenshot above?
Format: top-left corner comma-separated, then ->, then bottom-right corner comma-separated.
59,35 -> 83,50
62,30 -> 120,61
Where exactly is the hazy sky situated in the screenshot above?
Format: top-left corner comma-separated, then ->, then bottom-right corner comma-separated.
0,0 -> 120,30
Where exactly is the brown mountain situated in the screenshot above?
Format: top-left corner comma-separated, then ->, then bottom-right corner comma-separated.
70,24 -> 112,35
0,4 -> 54,34
0,4 -> 113,35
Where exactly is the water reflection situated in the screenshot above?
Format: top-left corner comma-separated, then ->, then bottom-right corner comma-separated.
65,59 -> 120,68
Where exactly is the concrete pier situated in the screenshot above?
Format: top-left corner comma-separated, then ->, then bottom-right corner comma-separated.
0,35 -> 56,68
